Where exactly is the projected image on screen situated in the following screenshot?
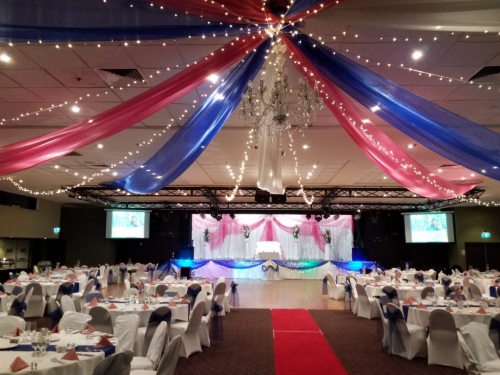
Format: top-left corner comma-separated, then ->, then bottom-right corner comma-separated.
110,211 -> 146,238
408,213 -> 449,243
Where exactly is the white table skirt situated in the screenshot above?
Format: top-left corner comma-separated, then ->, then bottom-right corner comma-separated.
365,284 -> 444,299
83,302 -> 189,327
407,305 -> 496,328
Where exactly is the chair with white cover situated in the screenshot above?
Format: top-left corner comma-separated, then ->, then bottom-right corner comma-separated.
131,321 -> 168,370
8,292 -> 28,318
136,306 -> 171,356
114,314 -> 140,353
61,295 -> 77,313
427,309 -> 463,369
382,286 -> 399,306
130,335 -> 182,375
458,321 -> 500,373
420,286 -> 436,300
386,303 -> 427,360
355,284 -> 379,319
24,283 -> 47,318
134,265 -> 146,283
346,276 -> 358,314
326,272 -> 346,300
468,283 -> 487,301
124,279 -> 131,291
489,314 -> 500,352
99,267 -> 111,289
66,273 -> 78,282
375,299 -> 390,351
0,316 -> 26,335
163,275 -> 174,282
205,282 -> 226,315
89,306 -> 113,334
59,311 -> 92,330
155,284 -> 168,297
196,291 -> 213,347
93,350 -> 134,375
170,300 -> 204,358
73,279 -> 95,312
124,288 -> 140,297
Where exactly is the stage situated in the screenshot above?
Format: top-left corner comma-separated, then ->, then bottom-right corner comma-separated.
159,259 -> 375,280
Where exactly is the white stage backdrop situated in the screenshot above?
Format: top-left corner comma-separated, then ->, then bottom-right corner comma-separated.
192,214 -> 353,260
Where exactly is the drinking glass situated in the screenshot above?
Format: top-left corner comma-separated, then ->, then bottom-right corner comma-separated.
31,332 -> 39,357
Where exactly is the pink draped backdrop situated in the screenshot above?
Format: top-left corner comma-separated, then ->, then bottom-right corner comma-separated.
192,213 -> 353,254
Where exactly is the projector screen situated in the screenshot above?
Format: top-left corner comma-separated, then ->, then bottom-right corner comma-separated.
105,210 -> 151,239
403,212 -> 455,243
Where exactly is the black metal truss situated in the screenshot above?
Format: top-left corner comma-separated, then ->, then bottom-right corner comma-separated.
64,186 -> 484,212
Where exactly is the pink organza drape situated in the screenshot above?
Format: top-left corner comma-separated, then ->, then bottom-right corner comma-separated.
0,36 -> 266,176
283,36 -> 475,200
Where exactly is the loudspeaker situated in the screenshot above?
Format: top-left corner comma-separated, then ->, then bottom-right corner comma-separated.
271,194 -> 287,203
255,190 -> 271,203
180,267 -> 191,278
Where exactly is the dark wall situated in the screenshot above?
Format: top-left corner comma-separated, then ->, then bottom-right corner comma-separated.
360,210 -> 453,270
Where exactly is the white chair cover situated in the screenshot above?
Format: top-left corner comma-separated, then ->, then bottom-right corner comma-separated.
99,267 -> 110,289
124,279 -> 131,290
355,284 -> 379,319
170,301 -> 204,358
458,321 -> 500,374
88,306 -> 113,334
61,295 -> 76,313
427,309 -> 463,369
115,314 -> 140,353
326,272 -> 346,300
375,300 -> 389,350
73,279 -> 95,312
92,350 -> 134,375
24,283 -> 47,318
0,316 -> 25,335
205,282 -> 226,315
59,311 -> 92,330
131,321 -> 167,370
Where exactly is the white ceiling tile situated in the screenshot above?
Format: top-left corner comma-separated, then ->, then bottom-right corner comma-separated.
27,88 -> 79,103
46,69 -> 107,88
2,69 -> 63,88
72,46 -> 136,68
0,88 -> 44,102
435,42 -> 500,67
0,72 -> 21,87
17,45 -> 87,69
126,45 -> 184,69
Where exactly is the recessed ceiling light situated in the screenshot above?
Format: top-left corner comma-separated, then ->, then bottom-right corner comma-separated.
412,50 -> 423,60
303,144 -> 309,149
54,165 -> 59,169
0,53 -> 11,63
96,144 -> 104,149
370,105 -> 380,112
112,172 -> 117,176
383,176 -> 387,179
71,105 -> 80,113
407,144 -> 416,149
438,169 -> 443,173
207,74 -> 219,83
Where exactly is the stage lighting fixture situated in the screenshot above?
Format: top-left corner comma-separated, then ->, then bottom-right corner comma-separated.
210,207 -> 218,218
315,214 -> 322,222
322,206 -> 331,219
306,213 -> 312,220
200,213 -> 206,219
216,214 -> 223,221
333,213 -> 339,221
354,213 -> 361,221
229,212 -> 235,220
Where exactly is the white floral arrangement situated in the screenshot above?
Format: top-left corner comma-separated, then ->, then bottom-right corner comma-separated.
323,229 -> 331,244
292,224 -> 300,239
243,224 -> 250,239
203,228 -> 210,243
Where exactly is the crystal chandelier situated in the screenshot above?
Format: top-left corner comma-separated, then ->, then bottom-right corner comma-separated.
240,39 -> 323,151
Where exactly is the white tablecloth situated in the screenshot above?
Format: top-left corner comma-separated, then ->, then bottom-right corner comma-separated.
144,283 -> 213,297
366,284 -> 444,299
407,305 -> 497,328
3,282 -> 59,297
83,300 -> 189,327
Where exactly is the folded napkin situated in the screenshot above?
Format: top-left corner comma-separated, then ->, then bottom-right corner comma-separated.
155,293 -> 160,298
86,324 -> 96,333
10,357 -> 29,372
15,281 -> 21,286
62,348 -> 79,361
88,297 -> 99,306
374,283 -> 380,287
446,306 -> 454,313
0,291 -> 5,295
365,281 -> 371,286
5,280 -> 11,284
168,300 -> 177,307
180,298 -> 190,304
175,293 -> 181,299
100,334 -> 114,339
51,324 -> 61,334
411,285 -> 417,290
107,303 -> 118,309
476,307 -> 487,314
13,327 -> 22,337
141,304 -> 149,310
403,296 -> 416,305
54,281 -> 60,285
95,337 -> 114,348
417,303 -> 427,309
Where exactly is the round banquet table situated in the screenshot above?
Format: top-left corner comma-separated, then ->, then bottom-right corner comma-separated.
3,282 -> 60,297
144,282 -> 212,297
0,295 -> 7,313
82,299 -> 189,327
407,305 -> 499,328
365,284 -> 444,299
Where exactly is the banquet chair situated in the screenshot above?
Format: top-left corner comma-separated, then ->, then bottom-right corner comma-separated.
131,282 -> 139,290
61,295 -> 77,313
73,279 -> 95,311
163,275 -> 174,282
115,314 -> 140,353
24,282 -> 47,318
205,282 -> 226,315
375,299 -> 390,351
59,311 -> 92,330
355,284 -> 379,319
124,279 -> 131,291
195,290 -> 214,347
420,286 -> 436,300
124,288 -> 140,297
131,321 -> 168,370
186,283 -> 202,306
136,306 -> 172,356
382,286 -> 399,306
88,306 -> 113,334
347,277 -> 359,314
458,321 -> 500,373
10,285 -> 23,296
155,284 -> 168,297
468,283 -> 485,301
427,309 -> 463,369
326,272 -> 346,300
405,290 -> 422,302
54,282 -> 75,304
134,265 -> 146,283
373,275 -> 383,283
99,267 -> 110,289
8,292 -> 28,318
489,313 -> 500,352
462,276 -> 473,289
0,316 -> 26,335
93,350 -> 134,375
86,291 -> 105,302
170,301 -> 204,358
66,272 -> 78,281
99,265 -> 105,278
386,303 -> 427,360
130,335 -> 182,375
224,281 -> 235,313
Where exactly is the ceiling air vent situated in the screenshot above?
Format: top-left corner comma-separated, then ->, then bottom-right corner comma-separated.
438,164 -> 459,169
64,151 -> 83,157
96,68 -> 144,86
468,66 -> 500,82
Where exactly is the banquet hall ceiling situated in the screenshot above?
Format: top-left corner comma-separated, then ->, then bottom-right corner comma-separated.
1,0 -> 500,208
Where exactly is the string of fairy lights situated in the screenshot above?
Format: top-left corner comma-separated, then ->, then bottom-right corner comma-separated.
1,1 -> 500,207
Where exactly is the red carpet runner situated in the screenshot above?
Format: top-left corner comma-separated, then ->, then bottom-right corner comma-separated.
272,309 -> 348,375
